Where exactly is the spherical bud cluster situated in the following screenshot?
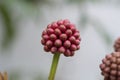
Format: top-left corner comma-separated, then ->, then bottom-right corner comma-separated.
41,19 -> 81,57
114,37 -> 120,52
100,52 -> 120,80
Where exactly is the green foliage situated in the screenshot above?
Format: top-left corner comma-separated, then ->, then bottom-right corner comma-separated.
9,71 -> 21,80
0,3 -> 15,49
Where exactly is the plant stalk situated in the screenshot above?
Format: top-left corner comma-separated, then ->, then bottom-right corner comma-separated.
48,53 -> 60,80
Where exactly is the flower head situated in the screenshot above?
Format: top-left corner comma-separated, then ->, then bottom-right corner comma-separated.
114,37 -> 120,52
100,52 -> 120,80
41,19 -> 81,57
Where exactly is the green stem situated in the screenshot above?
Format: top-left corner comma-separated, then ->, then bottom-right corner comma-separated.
48,53 -> 60,80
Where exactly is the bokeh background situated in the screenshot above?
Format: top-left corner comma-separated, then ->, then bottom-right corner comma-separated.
0,0 -> 120,80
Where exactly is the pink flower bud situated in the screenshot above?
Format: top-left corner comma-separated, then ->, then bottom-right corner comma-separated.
63,19 -> 70,24
59,25 -> 66,32
100,64 -> 106,70
54,39 -> 62,47
110,70 -> 117,76
50,34 -> 57,41
58,47 -> 65,53
41,39 -> 46,45
74,32 -> 80,39
75,40 -> 80,45
47,28 -> 54,34
64,49 -> 71,57
51,22 -> 58,29
70,24 -> 76,32
77,37 -> 81,41
76,45 -> 80,50
65,29 -> 72,36
64,40 -> 71,48
70,44 -> 77,51
51,47 -> 57,53
65,23 -> 71,29
47,24 -> 51,28
70,26 -> 76,33
118,71 -> 120,76
57,20 -> 63,25
46,40 -> 53,48
70,51 -> 75,56
102,58 -> 107,63
60,34 -> 67,41
69,36 -> 76,43
44,46 -> 50,52
43,35 -> 49,40
106,54 -> 112,60
55,28 -> 61,35
42,30 -> 47,36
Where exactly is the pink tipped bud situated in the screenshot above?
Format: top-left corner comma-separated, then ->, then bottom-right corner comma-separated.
57,20 -> 63,25
70,44 -> 77,51
110,70 -> 117,76
106,54 -> 112,60
74,32 -> 80,39
55,28 -> 61,35
77,37 -> 81,41
60,34 -> 67,41
47,24 -> 52,28
100,64 -> 106,70
42,30 -> 47,36
69,36 -> 76,43
41,39 -> 46,45
51,47 -> 57,53
54,39 -> 62,47
63,19 -> 70,24
51,22 -> 58,29
70,51 -> 75,56
58,46 -> 65,53
71,26 -> 76,33
70,24 -> 76,32
44,46 -> 50,52
63,20 -> 70,28
64,40 -> 71,48
76,45 -> 80,50
64,49 -> 71,57
47,28 -> 54,34
65,23 -> 71,29
59,25 -> 66,32
102,58 -> 107,63
46,40 -> 53,48
65,29 -> 72,36
50,34 -> 57,41
75,40 -> 80,45
43,35 -> 49,40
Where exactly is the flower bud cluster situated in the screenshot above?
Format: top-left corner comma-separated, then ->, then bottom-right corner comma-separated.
100,52 -> 120,80
41,19 -> 81,57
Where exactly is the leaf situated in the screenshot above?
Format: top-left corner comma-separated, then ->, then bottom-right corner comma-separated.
0,3 -> 15,49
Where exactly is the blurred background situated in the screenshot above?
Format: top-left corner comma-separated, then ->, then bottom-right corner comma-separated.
0,0 -> 120,80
